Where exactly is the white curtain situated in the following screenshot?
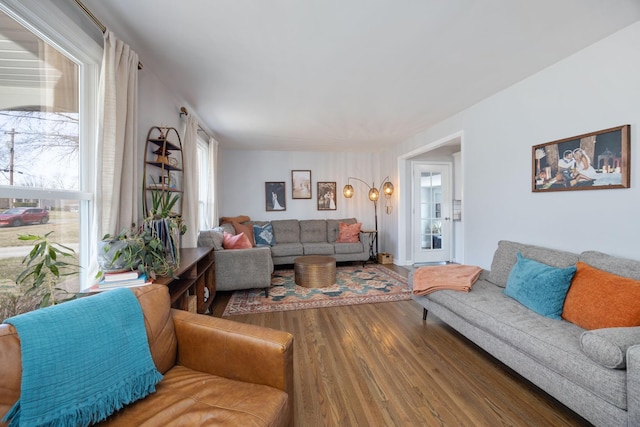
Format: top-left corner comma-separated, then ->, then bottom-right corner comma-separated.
206,136 -> 219,228
181,115 -> 199,247
88,30 -> 139,284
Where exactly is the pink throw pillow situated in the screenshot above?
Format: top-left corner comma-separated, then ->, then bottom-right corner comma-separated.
231,221 -> 255,247
337,222 -> 362,243
222,232 -> 252,249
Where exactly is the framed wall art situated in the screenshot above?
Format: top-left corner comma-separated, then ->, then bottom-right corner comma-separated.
265,182 -> 286,211
317,182 -> 337,210
532,124 -> 630,192
291,170 -> 312,199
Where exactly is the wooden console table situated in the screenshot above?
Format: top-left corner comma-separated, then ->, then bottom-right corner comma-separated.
154,247 -> 215,314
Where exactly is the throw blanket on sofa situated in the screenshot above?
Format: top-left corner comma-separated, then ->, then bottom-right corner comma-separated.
2,288 -> 163,427
413,264 -> 483,296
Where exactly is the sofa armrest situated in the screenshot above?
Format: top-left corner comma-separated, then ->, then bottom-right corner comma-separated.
627,344 -> 640,424
215,246 -> 274,289
358,231 -> 372,249
170,309 -> 293,395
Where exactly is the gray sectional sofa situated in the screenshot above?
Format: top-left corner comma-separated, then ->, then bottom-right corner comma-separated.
265,218 -> 371,265
410,240 -> 640,427
198,218 -> 371,294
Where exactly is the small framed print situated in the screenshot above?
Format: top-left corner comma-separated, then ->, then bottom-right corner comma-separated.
265,182 -> 286,211
317,182 -> 337,210
291,170 -> 312,199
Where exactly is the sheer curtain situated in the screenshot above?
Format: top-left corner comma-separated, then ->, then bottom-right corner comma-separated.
88,30 -> 139,282
206,136 -> 219,228
181,114 -> 199,247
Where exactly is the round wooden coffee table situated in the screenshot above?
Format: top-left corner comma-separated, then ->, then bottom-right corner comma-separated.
294,256 -> 336,288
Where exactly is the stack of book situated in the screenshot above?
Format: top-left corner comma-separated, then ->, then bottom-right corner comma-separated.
92,271 -> 151,291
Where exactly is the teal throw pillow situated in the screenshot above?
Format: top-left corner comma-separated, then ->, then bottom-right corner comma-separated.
504,252 -> 576,320
254,222 -> 276,246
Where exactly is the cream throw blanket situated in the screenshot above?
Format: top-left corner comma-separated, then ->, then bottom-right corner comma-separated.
412,264 -> 482,296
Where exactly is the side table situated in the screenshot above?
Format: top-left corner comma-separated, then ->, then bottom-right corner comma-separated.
361,230 -> 377,262
294,256 -> 336,288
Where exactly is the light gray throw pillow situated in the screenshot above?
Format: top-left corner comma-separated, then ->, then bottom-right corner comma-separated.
197,227 -> 225,251
580,327 -> 640,369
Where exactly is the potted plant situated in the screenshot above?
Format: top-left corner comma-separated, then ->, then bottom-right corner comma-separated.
97,179 -> 187,281
144,180 -> 187,268
15,231 -> 78,308
98,223 -> 176,280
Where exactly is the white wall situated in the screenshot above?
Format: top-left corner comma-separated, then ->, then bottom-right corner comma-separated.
390,21 -> 640,269
218,149 -> 399,245
135,70 -> 185,218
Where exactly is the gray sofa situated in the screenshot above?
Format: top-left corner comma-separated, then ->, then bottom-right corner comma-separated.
266,218 -> 371,265
410,240 -> 640,427
197,218 -> 371,295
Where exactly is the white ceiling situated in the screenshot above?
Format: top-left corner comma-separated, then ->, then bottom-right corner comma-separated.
79,0 -> 640,152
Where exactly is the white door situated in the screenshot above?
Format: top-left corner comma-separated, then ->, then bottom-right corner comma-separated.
413,163 -> 452,264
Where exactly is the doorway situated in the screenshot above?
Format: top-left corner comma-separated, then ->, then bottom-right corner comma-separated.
413,162 -> 452,264
396,131 -> 462,266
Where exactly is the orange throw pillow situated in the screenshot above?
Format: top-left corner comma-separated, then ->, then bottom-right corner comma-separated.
222,232 -> 252,250
562,262 -> 640,330
232,222 -> 255,247
337,222 -> 362,243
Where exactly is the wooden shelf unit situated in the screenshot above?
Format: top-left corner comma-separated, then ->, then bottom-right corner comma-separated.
154,247 -> 216,314
143,126 -> 184,217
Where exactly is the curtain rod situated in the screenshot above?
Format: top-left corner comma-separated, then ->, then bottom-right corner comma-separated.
180,107 -> 212,139
73,0 -> 143,70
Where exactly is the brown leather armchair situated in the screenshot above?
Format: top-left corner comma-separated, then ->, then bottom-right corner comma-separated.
0,285 -> 294,426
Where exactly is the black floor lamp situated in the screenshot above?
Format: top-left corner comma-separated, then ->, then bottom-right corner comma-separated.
342,176 -> 394,257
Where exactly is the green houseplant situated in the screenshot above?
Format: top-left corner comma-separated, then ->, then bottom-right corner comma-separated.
97,180 -> 187,281
98,223 -> 176,280
15,231 -> 78,308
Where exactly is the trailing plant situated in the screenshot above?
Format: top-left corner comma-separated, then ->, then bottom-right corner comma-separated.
98,223 -> 176,280
16,232 -> 78,308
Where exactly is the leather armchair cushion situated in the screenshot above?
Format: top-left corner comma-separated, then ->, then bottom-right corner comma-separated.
99,366 -> 289,426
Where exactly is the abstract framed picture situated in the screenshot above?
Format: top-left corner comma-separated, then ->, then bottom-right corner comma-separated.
265,182 -> 286,211
291,170 -> 312,199
317,182 -> 337,210
532,124 -> 630,192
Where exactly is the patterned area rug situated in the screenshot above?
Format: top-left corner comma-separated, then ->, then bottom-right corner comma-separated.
222,264 -> 410,316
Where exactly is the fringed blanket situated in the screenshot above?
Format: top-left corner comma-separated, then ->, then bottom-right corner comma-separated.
2,288 -> 162,427
412,264 -> 483,296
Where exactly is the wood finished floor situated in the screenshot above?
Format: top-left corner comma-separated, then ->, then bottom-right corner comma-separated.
211,265 -> 592,427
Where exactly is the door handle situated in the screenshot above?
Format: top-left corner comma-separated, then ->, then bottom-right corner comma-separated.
444,217 -> 451,221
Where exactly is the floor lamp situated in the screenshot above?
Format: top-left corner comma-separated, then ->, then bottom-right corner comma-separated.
342,176 -> 394,257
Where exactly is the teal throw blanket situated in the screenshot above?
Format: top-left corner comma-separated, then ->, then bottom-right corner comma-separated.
2,288 -> 163,427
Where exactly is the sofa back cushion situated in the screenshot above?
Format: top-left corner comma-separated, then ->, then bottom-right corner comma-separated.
131,285 -> 177,374
300,220 -> 327,243
327,218 -> 357,243
487,240 -> 579,287
271,219 -> 300,243
579,250 -> 640,280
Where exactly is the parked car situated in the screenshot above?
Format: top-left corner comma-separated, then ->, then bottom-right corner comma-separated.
0,208 -> 49,227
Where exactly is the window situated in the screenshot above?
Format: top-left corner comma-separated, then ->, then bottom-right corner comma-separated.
0,4 -> 101,297
197,135 -> 210,230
